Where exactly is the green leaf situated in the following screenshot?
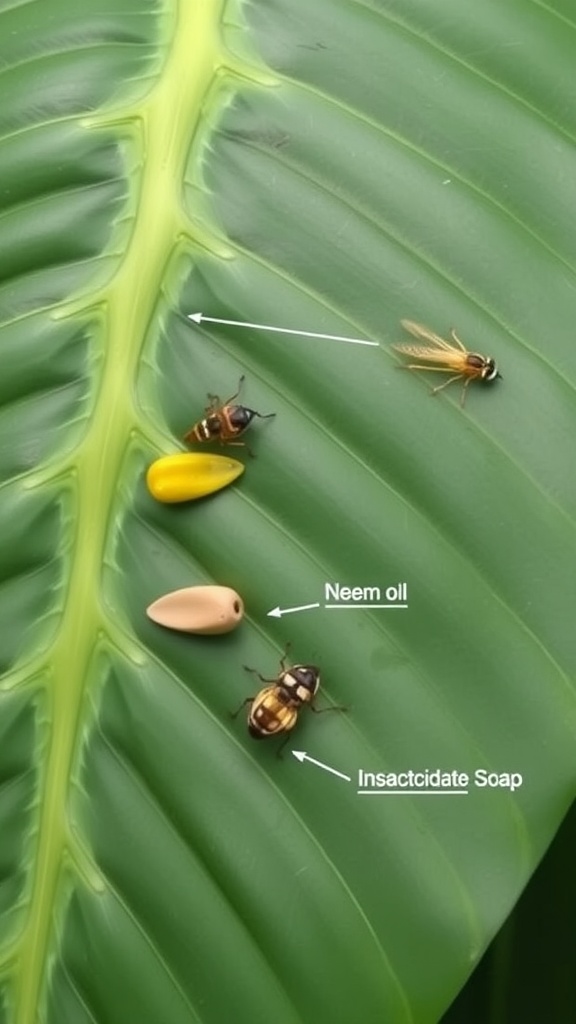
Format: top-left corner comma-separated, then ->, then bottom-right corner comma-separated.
1,1 -> 575,1023
442,801 -> 576,1022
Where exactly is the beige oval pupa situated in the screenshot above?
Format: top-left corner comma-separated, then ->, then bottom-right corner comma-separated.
146,586 -> 244,635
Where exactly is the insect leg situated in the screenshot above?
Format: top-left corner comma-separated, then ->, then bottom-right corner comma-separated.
230,696 -> 254,719
243,665 -> 276,685
223,439 -> 255,459
450,329 -> 467,352
309,702 -> 348,714
204,391 -> 222,412
222,374 -> 246,407
459,376 -> 474,407
430,373 -> 465,395
275,732 -> 293,759
279,642 -> 292,673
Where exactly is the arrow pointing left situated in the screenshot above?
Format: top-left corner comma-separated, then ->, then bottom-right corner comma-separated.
267,602 -> 320,619
187,312 -> 379,348
292,750 -> 351,782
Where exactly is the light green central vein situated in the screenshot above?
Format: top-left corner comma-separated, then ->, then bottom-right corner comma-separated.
13,2 -> 261,1020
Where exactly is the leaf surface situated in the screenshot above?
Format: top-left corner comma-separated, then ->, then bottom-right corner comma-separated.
0,1 -> 575,1022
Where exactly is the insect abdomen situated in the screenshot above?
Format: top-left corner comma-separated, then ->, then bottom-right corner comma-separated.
249,691 -> 298,737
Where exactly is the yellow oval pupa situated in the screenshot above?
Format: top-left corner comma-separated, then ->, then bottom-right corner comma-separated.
146,452 -> 244,503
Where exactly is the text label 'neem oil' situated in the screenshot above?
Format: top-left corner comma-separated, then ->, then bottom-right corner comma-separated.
324,582 -> 407,605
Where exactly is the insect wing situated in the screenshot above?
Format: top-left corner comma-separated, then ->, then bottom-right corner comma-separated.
400,320 -> 458,352
393,343 -> 468,372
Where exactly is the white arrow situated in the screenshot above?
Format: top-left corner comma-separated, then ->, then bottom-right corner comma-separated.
292,750 -> 351,782
267,602 -> 321,619
188,312 -> 379,347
